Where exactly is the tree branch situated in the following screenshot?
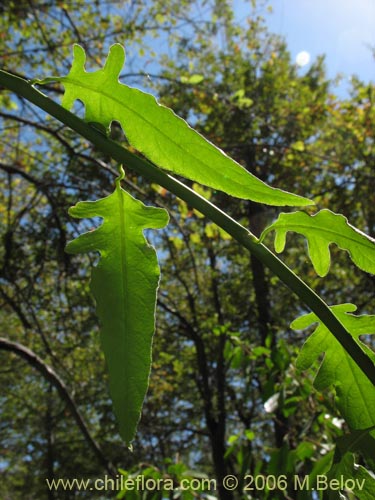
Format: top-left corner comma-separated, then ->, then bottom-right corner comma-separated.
0,336 -> 117,476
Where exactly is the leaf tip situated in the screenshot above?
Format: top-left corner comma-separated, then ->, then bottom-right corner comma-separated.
72,44 -> 86,68
297,196 -> 315,207
104,43 -> 126,80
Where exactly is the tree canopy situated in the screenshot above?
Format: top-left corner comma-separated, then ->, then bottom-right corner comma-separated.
0,1 -> 374,499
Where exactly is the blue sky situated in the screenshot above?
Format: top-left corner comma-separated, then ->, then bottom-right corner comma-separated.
263,0 -> 375,85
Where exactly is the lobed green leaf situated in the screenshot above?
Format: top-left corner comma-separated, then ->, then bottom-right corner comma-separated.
35,44 -> 312,207
326,452 -> 375,500
260,209 -> 375,276
292,304 -> 375,431
66,171 -> 169,444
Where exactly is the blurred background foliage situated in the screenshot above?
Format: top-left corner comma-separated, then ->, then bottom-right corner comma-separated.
0,1 -> 374,498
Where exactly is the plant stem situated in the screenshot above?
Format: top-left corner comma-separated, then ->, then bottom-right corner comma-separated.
1,69 -> 375,386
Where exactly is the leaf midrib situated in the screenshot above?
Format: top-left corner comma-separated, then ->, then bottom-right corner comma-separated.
116,185 -> 130,412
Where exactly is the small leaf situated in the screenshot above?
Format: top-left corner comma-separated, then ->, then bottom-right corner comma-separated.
244,429 -> 255,441
36,44 -> 312,207
66,171 -> 169,444
291,140 -> 305,152
180,74 -> 204,84
292,304 -> 375,430
232,89 -> 253,108
261,209 -> 375,276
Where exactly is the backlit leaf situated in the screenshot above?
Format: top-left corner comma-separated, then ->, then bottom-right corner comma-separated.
35,44 -> 312,207
66,170 -> 169,444
292,304 -> 375,431
180,74 -> 204,84
291,140 -> 305,152
260,209 -> 375,276
326,451 -> 375,499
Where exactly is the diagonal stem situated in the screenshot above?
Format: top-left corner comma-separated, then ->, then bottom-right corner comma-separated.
1,69 -> 375,386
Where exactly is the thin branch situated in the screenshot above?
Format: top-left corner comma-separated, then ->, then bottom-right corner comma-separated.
0,336 -> 117,476
0,288 -> 32,329
27,0 -> 59,71
0,111 -> 75,152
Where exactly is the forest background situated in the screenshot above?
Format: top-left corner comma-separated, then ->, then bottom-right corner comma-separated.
0,1 -> 374,499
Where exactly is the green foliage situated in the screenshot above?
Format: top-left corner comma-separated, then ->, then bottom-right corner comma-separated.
35,43 -> 311,207
261,209 -> 375,276
117,460 -> 213,499
65,167 -> 169,444
326,452 -> 375,500
2,41 -> 375,478
1,7 -> 375,497
292,304 -> 375,431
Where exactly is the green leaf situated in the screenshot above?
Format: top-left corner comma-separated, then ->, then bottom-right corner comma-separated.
180,74 -> 204,84
292,304 -> 375,431
232,89 -> 254,108
291,140 -> 305,152
326,451 -> 375,500
308,450 -> 334,484
65,170 -> 169,444
36,44 -> 312,207
336,426 -> 375,462
260,209 -> 375,276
